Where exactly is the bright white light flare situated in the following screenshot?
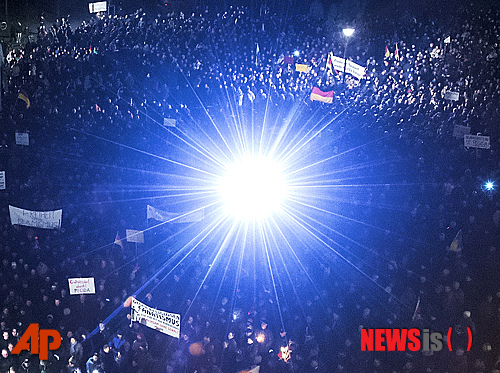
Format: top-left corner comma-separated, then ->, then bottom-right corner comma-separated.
218,157 -> 288,219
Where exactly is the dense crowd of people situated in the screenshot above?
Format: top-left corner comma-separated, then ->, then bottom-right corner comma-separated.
0,1 -> 500,372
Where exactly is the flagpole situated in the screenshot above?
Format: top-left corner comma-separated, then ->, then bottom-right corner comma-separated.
341,28 -> 355,85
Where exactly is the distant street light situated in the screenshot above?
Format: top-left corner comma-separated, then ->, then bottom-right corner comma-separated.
342,28 -> 355,37
342,28 -> 355,84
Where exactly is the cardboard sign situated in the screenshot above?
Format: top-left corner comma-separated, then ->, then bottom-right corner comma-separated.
68,277 -> 96,295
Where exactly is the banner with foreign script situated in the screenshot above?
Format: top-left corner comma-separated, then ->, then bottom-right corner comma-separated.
68,277 -> 96,295
131,298 -> 180,338
9,206 -> 62,229
464,134 -> 490,149
346,60 -> 366,80
329,55 -> 366,80
147,205 -> 204,223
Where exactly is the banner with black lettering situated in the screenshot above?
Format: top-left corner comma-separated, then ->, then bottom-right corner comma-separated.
68,277 -> 96,295
464,134 -> 490,149
131,298 -> 180,338
9,205 -> 62,229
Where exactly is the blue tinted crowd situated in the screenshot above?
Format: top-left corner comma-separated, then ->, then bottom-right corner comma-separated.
0,1 -> 500,372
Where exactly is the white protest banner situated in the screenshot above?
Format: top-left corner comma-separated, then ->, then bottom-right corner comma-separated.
68,277 -> 96,295
147,205 -> 204,223
346,60 -> 366,80
331,55 -> 345,72
126,229 -> 144,243
89,1 -> 107,13
9,205 -> 62,229
444,91 -> 459,101
330,55 -> 366,79
453,125 -> 471,138
147,205 -> 177,221
15,132 -> 29,146
163,118 -> 176,127
131,298 -> 180,338
464,134 -> 490,149
0,171 -> 5,190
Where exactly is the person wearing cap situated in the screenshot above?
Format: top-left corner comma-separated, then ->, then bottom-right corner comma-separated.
85,353 -> 100,373
111,332 -> 124,356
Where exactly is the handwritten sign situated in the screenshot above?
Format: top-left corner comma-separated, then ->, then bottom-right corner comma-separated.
68,277 -> 95,295
9,206 -> 62,229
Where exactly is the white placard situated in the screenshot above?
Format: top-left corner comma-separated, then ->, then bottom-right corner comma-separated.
131,298 -> 180,338
9,205 -> 62,229
15,132 -> 29,146
453,125 -> 471,138
331,55 -> 345,72
346,60 -> 366,80
0,171 -> 5,190
147,205 -> 204,223
464,134 -> 490,149
68,277 -> 96,295
444,91 -> 459,101
126,229 -> 144,243
89,1 -> 107,13
330,55 -> 365,79
163,118 -> 176,127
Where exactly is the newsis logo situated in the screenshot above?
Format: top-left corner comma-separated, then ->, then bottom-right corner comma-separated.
11,324 -> 61,360
360,328 -> 472,352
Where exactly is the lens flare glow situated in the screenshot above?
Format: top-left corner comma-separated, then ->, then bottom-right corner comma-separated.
485,181 -> 494,191
218,157 -> 288,220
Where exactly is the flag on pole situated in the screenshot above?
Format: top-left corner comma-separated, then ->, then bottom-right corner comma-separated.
310,87 -> 333,103
444,36 -> 451,44
17,91 -> 30,109
385,46 -> 390,59
114,232 -> 123,248
394,44 -> 400,61
326,52 -> 333,75
412,296 -> 421,321
283,56 -> 293,64
295,63 -> 308,72
126,229 -> 144,243
449,229 -> 463,252
95,104 -> 102,112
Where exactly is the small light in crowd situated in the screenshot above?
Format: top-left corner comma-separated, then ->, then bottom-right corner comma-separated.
293,50 -> 300,57
343,28 -> 355,37
256,332 -> 265,343
484,181 -> 494,191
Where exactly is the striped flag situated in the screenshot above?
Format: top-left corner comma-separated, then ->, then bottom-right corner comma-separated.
295,63 -> 308,72
310,87 -> 333,103
326,52 -> 333,75
394,44 -> 400,61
